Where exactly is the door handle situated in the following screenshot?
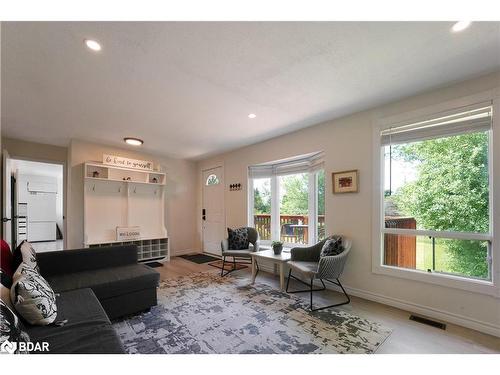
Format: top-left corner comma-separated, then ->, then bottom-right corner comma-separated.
1,217 -> 11,223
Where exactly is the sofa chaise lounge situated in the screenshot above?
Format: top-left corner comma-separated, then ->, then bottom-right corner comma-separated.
26,244 -> 160,354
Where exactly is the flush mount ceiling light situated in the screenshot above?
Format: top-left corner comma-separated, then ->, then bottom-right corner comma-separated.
84,39 -> 102,51
451,21 -> 471,33
124,137 -> 143,146
248,113 -> 257,119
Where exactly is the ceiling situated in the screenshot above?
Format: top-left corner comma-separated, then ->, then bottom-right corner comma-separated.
2,22 -> 500,160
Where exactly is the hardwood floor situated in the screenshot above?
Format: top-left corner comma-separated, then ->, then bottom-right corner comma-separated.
155,256 -> 500,354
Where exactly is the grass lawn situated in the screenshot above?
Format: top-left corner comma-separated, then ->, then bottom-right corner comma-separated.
415,236 -> 451,272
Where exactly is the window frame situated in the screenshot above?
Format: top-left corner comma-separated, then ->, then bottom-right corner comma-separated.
372,92 -> 499,297
248,158 -> 325,247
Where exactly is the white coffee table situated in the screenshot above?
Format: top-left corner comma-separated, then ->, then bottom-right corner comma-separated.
250,249 -> 291,290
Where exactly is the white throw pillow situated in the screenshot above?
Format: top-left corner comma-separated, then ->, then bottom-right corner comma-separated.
10,263 -> 57,325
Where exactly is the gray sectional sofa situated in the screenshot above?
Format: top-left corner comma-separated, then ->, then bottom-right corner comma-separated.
28,244 -> 160,354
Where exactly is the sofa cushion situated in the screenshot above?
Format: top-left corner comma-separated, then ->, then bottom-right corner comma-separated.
11,263 -> 57,325
46,264 -> 160,301
26,288 -> 125,354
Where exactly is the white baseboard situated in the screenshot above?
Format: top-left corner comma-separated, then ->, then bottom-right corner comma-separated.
171,248 -> 199,256
254,261 -> 500,338
343,285 -> 500,338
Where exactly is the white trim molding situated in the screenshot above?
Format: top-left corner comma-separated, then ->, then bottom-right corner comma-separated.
344,285 -> 500,338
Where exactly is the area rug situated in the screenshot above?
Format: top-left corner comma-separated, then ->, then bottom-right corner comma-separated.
112,271 -> 391,354
179,253 -> 220,264
208,259 -> 248,271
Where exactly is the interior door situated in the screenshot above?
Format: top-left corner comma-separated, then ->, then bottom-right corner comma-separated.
202,166 -> 224,256
2,150 -> 13,247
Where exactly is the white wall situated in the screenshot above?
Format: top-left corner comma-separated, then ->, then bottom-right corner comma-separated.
67,139 -> 198,255
196,71 -> 500,336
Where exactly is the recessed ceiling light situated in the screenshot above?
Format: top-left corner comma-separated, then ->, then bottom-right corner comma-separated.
248,113 -> 257,119
84,39 -> 102,51
451,21 -> 471,33
124,137 -> 143,146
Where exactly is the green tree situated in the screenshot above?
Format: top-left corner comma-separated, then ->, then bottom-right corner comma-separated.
317,170 -> 325,215
280,174 -> 309,215
254,187 -> 271,214
391,132 -> 489,278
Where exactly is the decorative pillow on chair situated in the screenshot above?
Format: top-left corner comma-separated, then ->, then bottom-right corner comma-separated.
320,235 -> 344,257
13,241 -> 39,272
10,263 -> 57,326
0,300 -> 31,354
227,227 -> 250,250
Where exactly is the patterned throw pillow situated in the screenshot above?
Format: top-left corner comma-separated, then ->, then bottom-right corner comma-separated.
0,300 -> 31,354
10,263 -> 57,326
13,241 -> 39,272
227,227 -> 250,250
320,236 -> 344,257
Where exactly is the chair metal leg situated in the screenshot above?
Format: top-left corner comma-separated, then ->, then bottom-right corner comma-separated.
286,271 -> 351,311
310,278 -> 351,312
286,270 -> 326,293
310,278 -> 313,310
285,269 -> 292,292
221,255 -> 253,277
221,256 -> 225,277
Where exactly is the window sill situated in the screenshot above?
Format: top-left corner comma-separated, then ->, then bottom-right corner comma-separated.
372,264 -> 498,298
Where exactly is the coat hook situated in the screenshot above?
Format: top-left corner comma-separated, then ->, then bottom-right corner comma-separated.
92,185 -> 95,192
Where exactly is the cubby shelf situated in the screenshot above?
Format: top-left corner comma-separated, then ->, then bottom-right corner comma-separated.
85,162 -> 166,185
83,161 -> 169,262
89,237 -> 169,262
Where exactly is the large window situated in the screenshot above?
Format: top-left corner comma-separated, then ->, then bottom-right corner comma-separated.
249,153 -> 325,245
380,105 -> 493,281
253,178 -> 271,240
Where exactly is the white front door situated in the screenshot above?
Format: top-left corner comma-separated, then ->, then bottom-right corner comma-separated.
2,150 -> 13,248
202,166 -> 225,256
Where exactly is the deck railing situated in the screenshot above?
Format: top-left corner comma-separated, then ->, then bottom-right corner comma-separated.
253,214 -> 325,243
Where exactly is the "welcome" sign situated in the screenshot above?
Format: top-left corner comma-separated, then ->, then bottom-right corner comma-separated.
116,226 -> 141,241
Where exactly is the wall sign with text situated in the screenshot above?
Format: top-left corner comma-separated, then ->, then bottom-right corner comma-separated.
103,154 -> 153,171
116,226 -> 141,241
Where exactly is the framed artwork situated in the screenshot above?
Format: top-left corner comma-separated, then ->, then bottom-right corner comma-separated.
332,170 -> 358,193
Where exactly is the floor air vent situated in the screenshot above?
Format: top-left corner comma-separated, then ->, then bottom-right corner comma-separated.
409,315 -> 446,330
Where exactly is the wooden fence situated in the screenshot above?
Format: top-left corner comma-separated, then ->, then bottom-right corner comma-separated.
384,216 -> 417,269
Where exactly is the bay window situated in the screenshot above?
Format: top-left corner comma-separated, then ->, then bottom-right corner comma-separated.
379,104 -> 493,282
248,152 -> 325,246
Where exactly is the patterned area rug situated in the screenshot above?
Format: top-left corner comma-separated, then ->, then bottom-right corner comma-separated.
113,272 -> 391,354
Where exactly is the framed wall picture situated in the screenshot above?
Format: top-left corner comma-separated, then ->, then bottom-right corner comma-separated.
332,170 -> 359,193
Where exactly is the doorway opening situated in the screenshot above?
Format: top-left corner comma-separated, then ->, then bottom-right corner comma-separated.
8,159 -> 64,253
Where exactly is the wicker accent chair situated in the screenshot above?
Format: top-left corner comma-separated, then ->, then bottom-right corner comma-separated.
220,227 -> 260,277
286,236 -> 352,311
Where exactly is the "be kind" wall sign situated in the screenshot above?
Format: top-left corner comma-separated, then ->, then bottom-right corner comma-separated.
103,154 -> 153,171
